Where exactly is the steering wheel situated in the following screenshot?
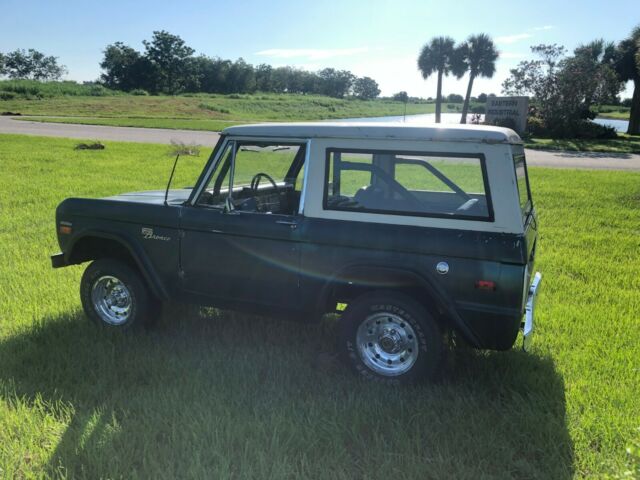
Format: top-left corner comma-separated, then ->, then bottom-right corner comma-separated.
250,172 -> 281,212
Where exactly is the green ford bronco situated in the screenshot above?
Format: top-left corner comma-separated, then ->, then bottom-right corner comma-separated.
52,122 -> 541,383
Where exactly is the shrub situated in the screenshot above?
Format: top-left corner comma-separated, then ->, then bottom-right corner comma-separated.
526,116 -> 548,136
198,103 -> 230,114
471,105 -> 485,114
525,116 -> 618,139
88,85 -> 110,96
0,91 -> 17,100
573,121 -> 618,139
130,89 -> 149,96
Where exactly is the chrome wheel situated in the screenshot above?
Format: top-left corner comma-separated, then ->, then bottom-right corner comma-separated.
91,275 -> 132,325
355,312 -> 420,376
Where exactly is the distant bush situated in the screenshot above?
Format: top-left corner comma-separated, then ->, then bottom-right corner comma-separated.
130,88 -> 149,96
88,84 -> 110,96
471,105 -> 485,114
198,103 -> 230,114
392,91 -> 409,103
525,115 -> 618,139
0,91 -> 17,100
526,116 -> 547,136
0,80 -> 119,98
574,121 -> 617,139
228,94 -> 243,99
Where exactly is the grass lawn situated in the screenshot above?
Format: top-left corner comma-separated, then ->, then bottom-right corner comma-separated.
525,134 -> 640,154
596,105 -> 631,120
1,92 -> 436,130
1,134 -> 639,478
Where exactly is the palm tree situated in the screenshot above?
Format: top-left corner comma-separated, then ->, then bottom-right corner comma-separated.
615,25 -> 640,135
458,34 -> 499,124
417,37 -> 465,123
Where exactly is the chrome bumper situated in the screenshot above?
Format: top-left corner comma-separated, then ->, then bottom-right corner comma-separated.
522,272 -> 542,352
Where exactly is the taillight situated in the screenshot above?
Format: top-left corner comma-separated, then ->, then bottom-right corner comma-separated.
59,222 -> 72,235
475,280 -> 496,291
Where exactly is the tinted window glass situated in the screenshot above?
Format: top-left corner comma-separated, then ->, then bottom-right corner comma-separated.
514,154 -> 532,216
325,149 -> 492,220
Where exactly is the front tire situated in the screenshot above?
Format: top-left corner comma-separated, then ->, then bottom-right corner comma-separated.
339,291 -> 443,384
80,259 -> 159,329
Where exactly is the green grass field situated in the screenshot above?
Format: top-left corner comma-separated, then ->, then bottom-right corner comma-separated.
1,92 -> 436,131
596,105 -> 631,120
1,134 -> 639,478
3,92 -> 637,155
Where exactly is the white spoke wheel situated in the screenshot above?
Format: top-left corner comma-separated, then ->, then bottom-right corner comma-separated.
340,291 -> 443,383
80,259 -> 159,329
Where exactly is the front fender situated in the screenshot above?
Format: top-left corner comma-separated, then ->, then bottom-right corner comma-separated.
63,229 -> 169,300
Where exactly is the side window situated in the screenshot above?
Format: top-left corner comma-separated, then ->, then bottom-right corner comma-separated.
514,154 -> 532,218
197,142 -> 306,215
324,149 -> 492,220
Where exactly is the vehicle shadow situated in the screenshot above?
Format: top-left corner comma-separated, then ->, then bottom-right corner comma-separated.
0,310 -> 574,479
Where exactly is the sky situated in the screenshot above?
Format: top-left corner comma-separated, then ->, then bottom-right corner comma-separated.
1,0 -> 637,98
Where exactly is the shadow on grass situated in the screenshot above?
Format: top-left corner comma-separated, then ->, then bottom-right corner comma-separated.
0,309 -> 574,479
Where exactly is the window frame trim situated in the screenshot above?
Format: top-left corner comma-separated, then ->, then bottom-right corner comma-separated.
322,147 -> 495,222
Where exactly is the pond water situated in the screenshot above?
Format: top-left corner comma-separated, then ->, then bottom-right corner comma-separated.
339,112 -> 630,132
593,117 -> 629,132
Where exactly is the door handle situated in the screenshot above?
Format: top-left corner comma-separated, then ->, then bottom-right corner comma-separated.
275,220 -> 298,229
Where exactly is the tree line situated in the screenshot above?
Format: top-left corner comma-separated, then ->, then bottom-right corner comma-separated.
417,26 -> 640,135
0,49 -> 67,81
99,31 -> 380,99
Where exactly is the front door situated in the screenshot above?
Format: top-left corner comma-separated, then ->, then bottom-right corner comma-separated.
180,139 -> 307,310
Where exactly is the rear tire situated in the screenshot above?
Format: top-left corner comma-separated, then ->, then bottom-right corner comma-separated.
339,291 -> 443,384
80,259 -> 160,329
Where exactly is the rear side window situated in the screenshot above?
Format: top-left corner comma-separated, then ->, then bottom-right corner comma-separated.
514,154 -> 532,217
324,148 -> 493,221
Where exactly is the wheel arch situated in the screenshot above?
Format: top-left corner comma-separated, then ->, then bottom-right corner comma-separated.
318,264 -> 480,346
64,230 -> 168,300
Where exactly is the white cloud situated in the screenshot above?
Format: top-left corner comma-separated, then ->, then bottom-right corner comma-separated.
495,33 -> 533,45
530,25 -> 554,31
255,48 -> 368,60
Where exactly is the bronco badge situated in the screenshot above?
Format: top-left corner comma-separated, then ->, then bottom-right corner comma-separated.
141,227 -> 171,241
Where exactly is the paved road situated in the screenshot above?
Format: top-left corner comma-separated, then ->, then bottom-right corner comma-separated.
2,116 -> 640,170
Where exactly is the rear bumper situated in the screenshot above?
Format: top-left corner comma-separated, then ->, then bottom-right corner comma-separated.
522,272 -> 542,351
51,252 -> 66,268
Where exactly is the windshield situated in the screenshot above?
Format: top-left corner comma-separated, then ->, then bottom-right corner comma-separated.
514,153 -> 532,217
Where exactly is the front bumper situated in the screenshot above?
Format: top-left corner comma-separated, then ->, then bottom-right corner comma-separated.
522,272 -> 542,351
51,252 -> 66,268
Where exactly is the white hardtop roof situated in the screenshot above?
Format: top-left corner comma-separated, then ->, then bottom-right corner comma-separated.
223,121 -> 523,144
